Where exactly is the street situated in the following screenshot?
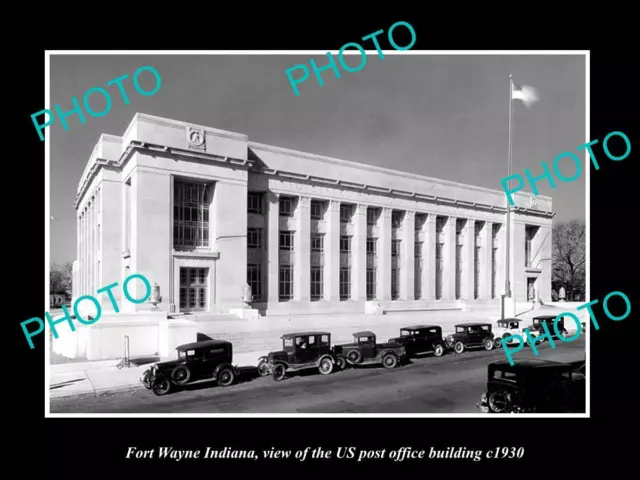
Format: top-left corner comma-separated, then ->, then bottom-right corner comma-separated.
50,337 -> 585,414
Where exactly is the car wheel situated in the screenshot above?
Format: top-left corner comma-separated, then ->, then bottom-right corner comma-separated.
273,364 -> 286,381
494,338 -> 501,349
336,356 -> 347,370
454,342 -> 464,354
152,378 -> 172,396
318,358 -> 334,375
488,391 -> 511,413
347,350 -> 362,364
484,338 -> 494,351
141,371 -> 152,389
433,344 -> 444,357
217,367 -> 236,387
171,366 -> 191,386
257,359 -> 270,377
382,353 -> 398,369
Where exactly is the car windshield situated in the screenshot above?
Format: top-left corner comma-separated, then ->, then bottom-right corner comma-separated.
400,330 -> 412,337
497,321 -> 507,327
455,326 -> 466,333
283,337 -> 294,350
178,350 -> 185,359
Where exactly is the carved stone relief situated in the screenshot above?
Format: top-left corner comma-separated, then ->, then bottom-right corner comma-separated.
186,126 -> 206,151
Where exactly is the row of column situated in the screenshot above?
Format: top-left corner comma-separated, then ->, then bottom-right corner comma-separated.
76,189 -> 100,300
261,193 -> 504,303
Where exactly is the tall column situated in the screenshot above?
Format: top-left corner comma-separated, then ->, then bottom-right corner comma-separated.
83,208 -> 87,296
353,204 -> 367,301
482,221 -> 493,299
266,192 -> 280,303
89,201 -> 94,294
325,200 -> 341,302
295,196 -> 311,302
444,216 -> 457,300
497,223 -> 506,298
423,214 -> 436,300
402,211 -> 415,300
511,221 -> 526,301
463,219 -> 475,300
378,207 -> 392,300
76,214 -> 81,301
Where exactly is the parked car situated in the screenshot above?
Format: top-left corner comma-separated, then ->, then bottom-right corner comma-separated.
336,331 -> 407,369
528,315 -> 569,342
140,339 -> 238,396
257,332 -> 341,381
445,323 -> 495,354
493,318 -> 526,348
477,359 -> 586,413
388,325 -> 447,357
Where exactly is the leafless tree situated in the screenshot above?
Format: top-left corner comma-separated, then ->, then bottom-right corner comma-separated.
552,220 -> 585,301
50,262 -> 73,299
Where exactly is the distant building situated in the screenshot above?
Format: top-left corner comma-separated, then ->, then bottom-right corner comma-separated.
72,113 -> 553,318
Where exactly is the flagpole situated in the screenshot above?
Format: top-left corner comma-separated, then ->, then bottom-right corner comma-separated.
505,74 -> 513,301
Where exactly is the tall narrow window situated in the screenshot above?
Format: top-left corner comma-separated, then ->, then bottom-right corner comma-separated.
279,197 -> 294,217
340,267 -> 351,300
174,181 -> 210,249
247,264 -> 262,300
311,266 -> 323,301
247,228 -> 263,249
279,265 -> 294,301
248,192 -> 263,214
366,268 -> 376,300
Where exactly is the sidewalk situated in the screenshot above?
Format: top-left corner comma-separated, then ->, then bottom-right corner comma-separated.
49,303 -> 587,401
49,350 -> 270,400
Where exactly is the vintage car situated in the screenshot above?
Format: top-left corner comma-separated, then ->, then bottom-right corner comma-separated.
493,318 -> 526,348
527,314 -> 569,342
140,339 -> 238,396
387,325 -> 447,357
336,331 -> 407,368
477,358 -> 586,413
445,323 -> 495,354
257,332 -> 342,381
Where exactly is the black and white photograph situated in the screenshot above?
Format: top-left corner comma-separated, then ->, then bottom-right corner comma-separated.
44,50 -> 589,416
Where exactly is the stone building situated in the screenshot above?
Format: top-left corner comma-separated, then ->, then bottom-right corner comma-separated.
72,113 -> 553,320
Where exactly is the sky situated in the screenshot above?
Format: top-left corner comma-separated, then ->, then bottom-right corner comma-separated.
49,53 -> 586,264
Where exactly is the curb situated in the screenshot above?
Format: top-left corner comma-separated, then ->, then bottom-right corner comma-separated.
50,383 -> 145,402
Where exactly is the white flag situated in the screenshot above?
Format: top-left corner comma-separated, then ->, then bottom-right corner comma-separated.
511,82 -> 539,108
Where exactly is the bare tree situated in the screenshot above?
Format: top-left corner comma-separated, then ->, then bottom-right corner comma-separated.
50,262 -> 73,299
552,220 -> 585,301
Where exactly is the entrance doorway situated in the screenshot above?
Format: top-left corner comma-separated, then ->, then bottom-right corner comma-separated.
526,277 -> 536,302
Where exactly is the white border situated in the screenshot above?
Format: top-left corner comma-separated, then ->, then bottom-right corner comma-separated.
45,50 -> 590,418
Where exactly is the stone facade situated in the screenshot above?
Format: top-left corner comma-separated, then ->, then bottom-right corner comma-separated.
72,113 -> 553,318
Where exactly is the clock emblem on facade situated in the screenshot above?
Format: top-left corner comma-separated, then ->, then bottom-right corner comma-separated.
186,126 -> 205,151
530,195 -> 538,208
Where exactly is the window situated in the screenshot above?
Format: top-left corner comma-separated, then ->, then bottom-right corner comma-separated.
311,233 -> 324,253
340,267 -> 351,300
310,200 -> 324,220
392,239 -> 401,257
179,267 -> 208,311
124,179 -> 131,250
247,264 -> 262,300
279,197 -> 294,217
391,268 -> 400,300
525,225 -> 537,267
310,266 -> 323,301
174,181 -> 210,249
392,211 -> 404,229
415,241 -> 423,257
248,192 -> 263,214
247,228 -> 262,248
279,265 -> 294,301
366,268 -> 376,300
279,231 -> 294,251
367,238 -> 377,256
319,335 -> 329,345
340,204 -> 353,223
367,208 -> 378,226
340,235 -> 352,254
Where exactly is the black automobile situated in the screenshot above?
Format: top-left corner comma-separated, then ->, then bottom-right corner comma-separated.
140,339 -> 238,396
257,332 -> 341,381
388,325 -> 447,357
477,359 -> 586,413
337,331 -> 407,368
445,323 -> 495,354
528,315 -> 569,342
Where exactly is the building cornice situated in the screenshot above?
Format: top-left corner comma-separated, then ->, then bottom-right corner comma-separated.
74,140 -> 253,209
260,167 -> 554,218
